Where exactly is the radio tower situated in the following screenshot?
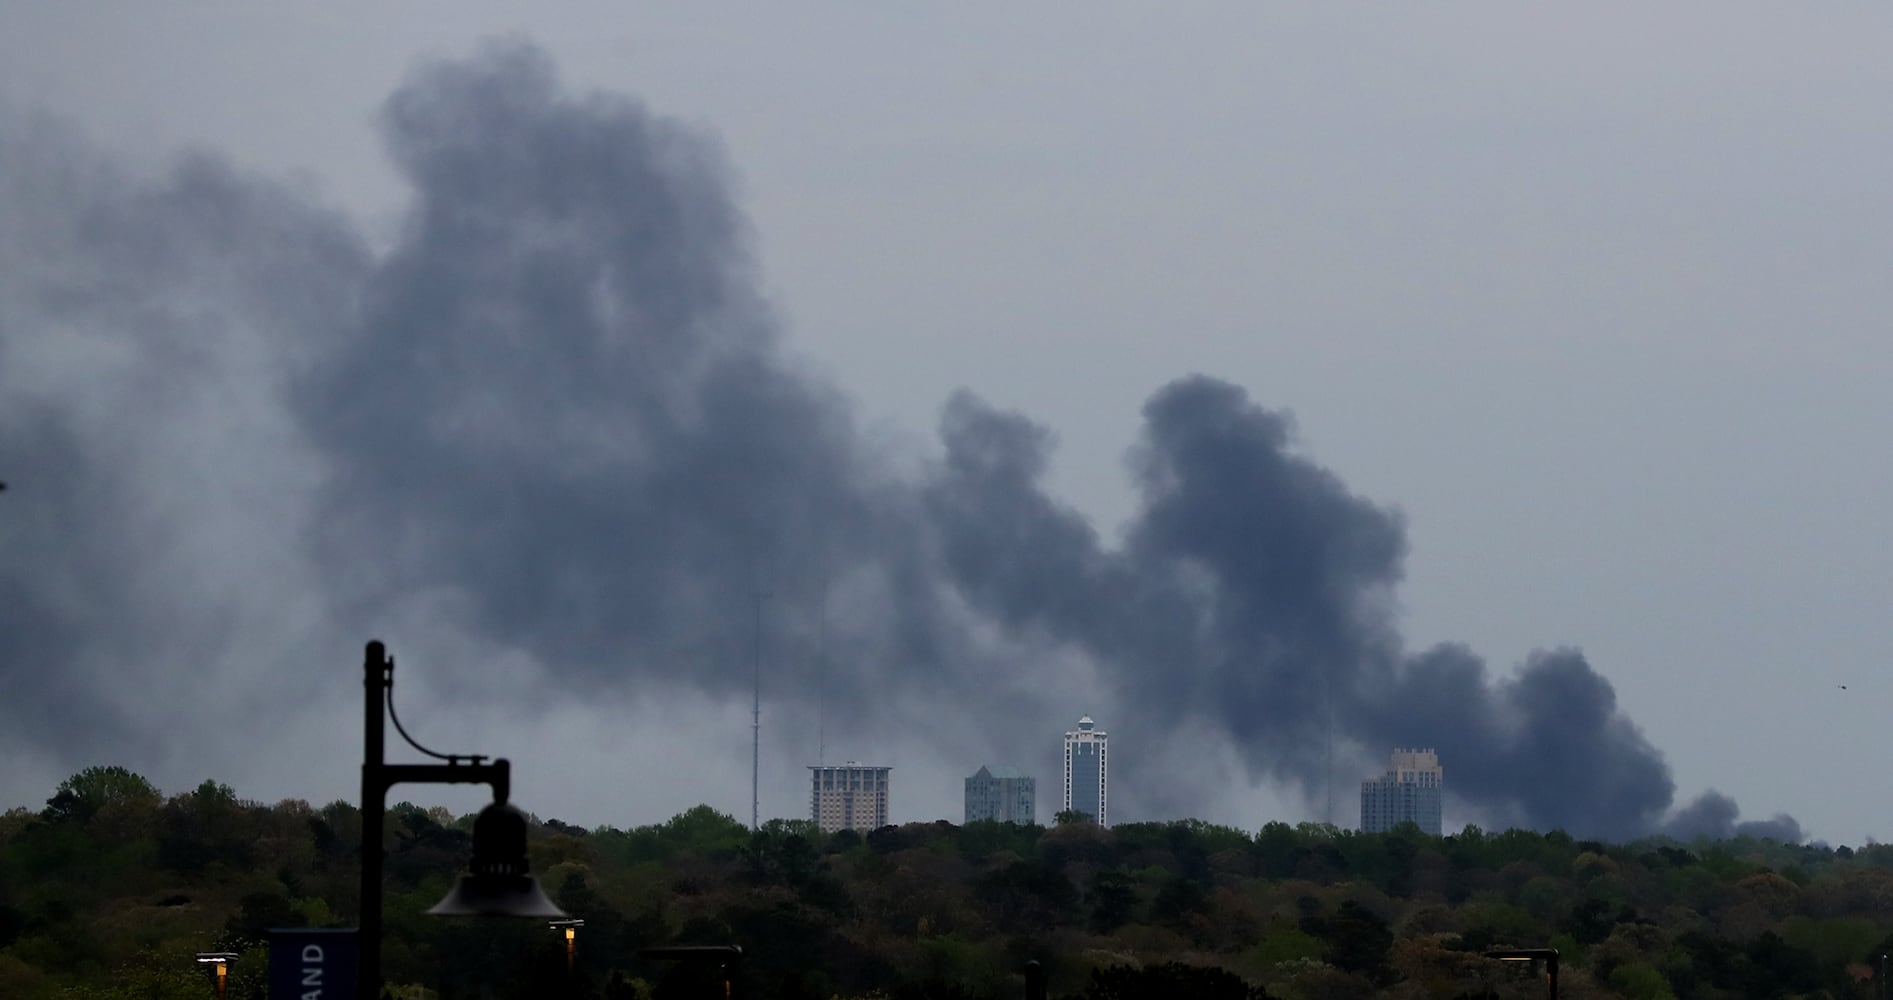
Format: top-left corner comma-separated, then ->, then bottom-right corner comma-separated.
751,590 -> 768,831
1324,659 -> 1335,826
817,572 -> 829,768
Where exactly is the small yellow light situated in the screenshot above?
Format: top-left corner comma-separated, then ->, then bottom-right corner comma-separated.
565,928 -> 576,942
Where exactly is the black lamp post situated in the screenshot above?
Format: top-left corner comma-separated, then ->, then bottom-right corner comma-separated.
359,640 -> 566,1000
1486,948 -> 1559,1000
639,945 -> 745,1000
549,918 -> 585,980
194,952 -> 239,998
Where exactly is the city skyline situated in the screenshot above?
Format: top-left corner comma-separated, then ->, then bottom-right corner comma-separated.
3,8 -> 1890,842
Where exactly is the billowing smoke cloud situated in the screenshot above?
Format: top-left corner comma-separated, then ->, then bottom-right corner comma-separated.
0,41 -> 1794,840
1666,790 -> 1804,843
0,116 -> 368,776
1375,647 -> 1675,837
927,382 -> 1679,838
293,44 -> 998,726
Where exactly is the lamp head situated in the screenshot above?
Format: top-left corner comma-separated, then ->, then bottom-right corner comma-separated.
427,801 -> 568,918
1486,948 -> 1559,962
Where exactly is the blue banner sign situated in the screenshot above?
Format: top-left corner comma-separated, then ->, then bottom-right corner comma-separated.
269,928 -> 359,999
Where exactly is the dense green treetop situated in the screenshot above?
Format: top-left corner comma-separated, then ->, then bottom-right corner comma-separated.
4,768 -> 1891,999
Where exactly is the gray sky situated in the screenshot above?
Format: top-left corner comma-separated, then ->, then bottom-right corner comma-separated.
3,4 -> 1891,843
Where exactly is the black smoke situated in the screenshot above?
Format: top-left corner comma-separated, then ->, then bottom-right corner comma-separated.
293,44 -> 985,721
0,117 -> 367,773
0,41 -> 1795,840
927,382 -> 1679,838
1666,790 -> 1804,843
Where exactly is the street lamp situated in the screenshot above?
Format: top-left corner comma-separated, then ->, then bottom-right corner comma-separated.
549,918 -> 585,979
1486,948 -> 1559,1000
359,640 -> 565,1000
639,945 -> 745,1000
1024,960 -> 1045,1000
195,952 -> 239,998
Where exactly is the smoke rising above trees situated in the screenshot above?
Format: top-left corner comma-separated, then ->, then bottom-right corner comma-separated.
0,41 -> 1789,840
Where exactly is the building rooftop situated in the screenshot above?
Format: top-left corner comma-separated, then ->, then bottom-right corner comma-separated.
976,765 -> 1031,780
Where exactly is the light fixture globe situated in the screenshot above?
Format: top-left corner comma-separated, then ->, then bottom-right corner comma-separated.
427,801 -> 568,918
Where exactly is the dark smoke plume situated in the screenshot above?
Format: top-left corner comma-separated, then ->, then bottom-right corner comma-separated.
0,116 -> 367,776
1666,790 -> 1804,843
295,44 -> 986,720
0,42 -> 1795,840
927,382 -> 1679,838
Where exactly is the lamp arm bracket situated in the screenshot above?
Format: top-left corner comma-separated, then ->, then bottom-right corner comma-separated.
374,760 -> 511,806
384,657 -> 489,766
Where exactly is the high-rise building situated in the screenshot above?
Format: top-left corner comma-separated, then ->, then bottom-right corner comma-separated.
809,762 -> 890,834
1360,747 -> 1443,835
964,766 -> 1036,825
1062,715 -> 1109,826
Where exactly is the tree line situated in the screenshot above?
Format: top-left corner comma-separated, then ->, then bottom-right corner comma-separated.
3,765 -> 1890,998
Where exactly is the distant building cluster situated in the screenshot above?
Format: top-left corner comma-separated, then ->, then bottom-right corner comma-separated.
807,714 -> 1111,832
802,723 -> 1444,836
1360,747 -> 1444,835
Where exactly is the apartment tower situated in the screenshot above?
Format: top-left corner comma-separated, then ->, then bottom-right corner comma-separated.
964,766 -> 1036,825
1360,747 -> 1444,835
809,762 -> 890,834
1061,715 -> 1109,826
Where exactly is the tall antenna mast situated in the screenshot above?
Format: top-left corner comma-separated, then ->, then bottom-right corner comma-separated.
1324,661 -> 1334,826
817,571 -> 829,769
752,589 -> 768,832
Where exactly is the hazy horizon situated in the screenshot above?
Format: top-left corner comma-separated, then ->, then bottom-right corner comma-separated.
3,7 -> 1890,844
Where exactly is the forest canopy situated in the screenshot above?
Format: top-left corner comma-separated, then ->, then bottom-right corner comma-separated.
1,767 -> 1883,999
